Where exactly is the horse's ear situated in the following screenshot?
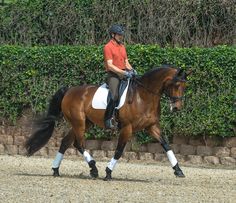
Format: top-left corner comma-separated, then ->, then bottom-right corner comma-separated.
178,69 -> 184,76
175,68 -> 185,80
186,69 -> 193,77
176,68 -> 193,80
184,69 -> 194,80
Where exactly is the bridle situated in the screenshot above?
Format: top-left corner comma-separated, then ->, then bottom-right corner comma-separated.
164,77 -> 186,103
133,74 -> 186,103
164,88 -> 185,103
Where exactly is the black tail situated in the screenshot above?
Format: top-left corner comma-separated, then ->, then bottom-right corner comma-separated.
25,87 -> 69,156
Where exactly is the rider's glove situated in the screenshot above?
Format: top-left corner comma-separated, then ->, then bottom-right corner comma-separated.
124,71 -> 133,78
131,69 -> 138,75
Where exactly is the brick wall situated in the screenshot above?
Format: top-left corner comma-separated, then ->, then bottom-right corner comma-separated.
0,123 -> 236,166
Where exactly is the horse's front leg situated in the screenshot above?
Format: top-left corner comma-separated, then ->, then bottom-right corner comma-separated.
148,125 -> 185,178
104,125 -> 132,181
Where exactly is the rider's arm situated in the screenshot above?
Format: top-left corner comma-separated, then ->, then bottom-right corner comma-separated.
106,60 -> 126,75
125,59 -> 132,70
124,48 -> 132,70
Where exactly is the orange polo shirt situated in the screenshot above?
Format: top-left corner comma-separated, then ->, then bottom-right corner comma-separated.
103,39 -> 127,71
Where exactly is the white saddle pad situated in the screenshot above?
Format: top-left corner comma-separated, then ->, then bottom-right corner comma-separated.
92,81 -> 130,110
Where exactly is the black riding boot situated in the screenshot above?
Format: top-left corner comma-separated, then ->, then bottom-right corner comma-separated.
104,99 -> 117,129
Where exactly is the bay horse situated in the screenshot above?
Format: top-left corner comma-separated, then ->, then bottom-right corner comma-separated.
25,65 -> 190,180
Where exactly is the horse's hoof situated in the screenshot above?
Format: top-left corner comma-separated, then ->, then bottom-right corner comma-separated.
173,163 -> 185,178
104,118 -> 117,130
88,160 -> 99,179
174,170 -> 185,178
90,169 -> 99,179
103,175 -> 112,181
52,167 -> 60,177
104,167 -> 112,181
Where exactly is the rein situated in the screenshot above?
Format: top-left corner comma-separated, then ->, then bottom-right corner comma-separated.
133,75 -> 185,102
133,77 -> 160,96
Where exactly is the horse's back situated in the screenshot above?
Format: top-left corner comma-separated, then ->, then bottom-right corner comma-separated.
61,85 -> 98,114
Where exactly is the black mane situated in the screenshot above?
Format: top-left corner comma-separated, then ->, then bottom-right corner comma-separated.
141,64 -> 177,79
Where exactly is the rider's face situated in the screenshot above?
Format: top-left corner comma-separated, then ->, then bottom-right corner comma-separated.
113,34 -> 124,43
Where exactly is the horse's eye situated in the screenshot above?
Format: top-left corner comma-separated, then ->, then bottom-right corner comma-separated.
174,84 -> 180,89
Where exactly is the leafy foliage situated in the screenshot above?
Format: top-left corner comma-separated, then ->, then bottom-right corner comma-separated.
0,0 -> 235,46
0,45 -> 235,141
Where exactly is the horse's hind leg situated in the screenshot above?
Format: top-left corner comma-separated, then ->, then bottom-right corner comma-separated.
104,125 -> 132,181
71,119 -> 98,179
52,129 -> 75,176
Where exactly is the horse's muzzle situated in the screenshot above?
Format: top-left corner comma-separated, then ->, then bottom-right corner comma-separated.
171,106 -> 178,112
170,103 -> 182,112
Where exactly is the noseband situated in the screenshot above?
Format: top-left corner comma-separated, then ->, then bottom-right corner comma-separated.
164,91 -> 184,103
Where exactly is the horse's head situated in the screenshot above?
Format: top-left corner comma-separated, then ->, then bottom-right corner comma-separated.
164,68 -> 191,112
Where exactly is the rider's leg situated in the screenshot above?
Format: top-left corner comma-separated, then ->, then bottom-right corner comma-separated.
104,72 -> 120,129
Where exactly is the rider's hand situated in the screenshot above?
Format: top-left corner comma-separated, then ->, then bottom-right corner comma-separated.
124,71 -> 133,78
131,69 -> 138,75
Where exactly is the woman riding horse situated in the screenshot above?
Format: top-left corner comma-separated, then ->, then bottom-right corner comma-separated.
25,65 -> 190,180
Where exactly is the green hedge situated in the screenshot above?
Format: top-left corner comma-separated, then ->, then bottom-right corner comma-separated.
0,0 -> 235,47
0,45 -> 235,140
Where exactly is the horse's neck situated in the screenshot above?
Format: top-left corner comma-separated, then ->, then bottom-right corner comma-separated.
133,68 -> 174,110
141,69 -> 172,95
133,79 -> 162,111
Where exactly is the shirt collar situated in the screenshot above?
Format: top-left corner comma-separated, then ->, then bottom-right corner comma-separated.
110,39 -> 121,47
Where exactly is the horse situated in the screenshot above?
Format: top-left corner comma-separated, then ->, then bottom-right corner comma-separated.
25,65 -> 191,180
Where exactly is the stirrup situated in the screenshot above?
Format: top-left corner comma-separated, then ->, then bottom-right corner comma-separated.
104,118 -> 117,130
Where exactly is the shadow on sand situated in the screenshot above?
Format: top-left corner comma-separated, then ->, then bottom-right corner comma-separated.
14,172 -> 151,183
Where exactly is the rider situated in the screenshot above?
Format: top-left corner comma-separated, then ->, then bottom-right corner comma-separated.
103,24 -> 135,129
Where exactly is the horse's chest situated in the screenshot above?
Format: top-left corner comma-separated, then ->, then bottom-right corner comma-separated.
134,112 -> 157,128
144,112 -> 156,123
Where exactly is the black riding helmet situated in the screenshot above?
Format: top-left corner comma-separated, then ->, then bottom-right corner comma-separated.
109,24 -> 125,36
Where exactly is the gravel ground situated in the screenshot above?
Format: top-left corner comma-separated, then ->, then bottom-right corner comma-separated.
0,155 -> 236,203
